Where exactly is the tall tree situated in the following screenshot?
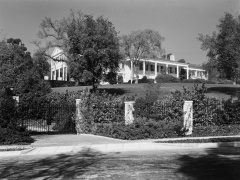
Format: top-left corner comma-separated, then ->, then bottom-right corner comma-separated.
198,12 -> 240,84
34,10 -> 121,90
0,38 -> 51,97
120,29 -> 164,83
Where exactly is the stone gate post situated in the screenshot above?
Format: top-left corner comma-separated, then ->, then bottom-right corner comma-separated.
183,101 -> 193,135
124,101 -> 135,125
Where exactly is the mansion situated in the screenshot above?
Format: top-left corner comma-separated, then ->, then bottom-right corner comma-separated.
48,47 -> 208,83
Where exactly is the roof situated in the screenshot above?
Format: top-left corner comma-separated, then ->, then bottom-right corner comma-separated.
188,64 -> 203,69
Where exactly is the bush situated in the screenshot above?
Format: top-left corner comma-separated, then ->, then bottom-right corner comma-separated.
117,75 -> 123,84
47,80 -> 75,88
155,74 -> 180,83
217,79 -> 233,84
94,117 -> 184,140
0,88 -> 16,128
75,89 -> 125,133
190,124 -> 240,137
0,125 -> 34,145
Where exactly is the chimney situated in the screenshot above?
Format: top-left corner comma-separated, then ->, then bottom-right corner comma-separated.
170,54 -> 175,61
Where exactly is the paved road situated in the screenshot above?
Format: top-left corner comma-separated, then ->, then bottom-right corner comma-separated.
1,145 -> 240,180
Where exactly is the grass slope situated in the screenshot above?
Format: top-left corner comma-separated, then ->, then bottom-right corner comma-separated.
52,83 -> 240,100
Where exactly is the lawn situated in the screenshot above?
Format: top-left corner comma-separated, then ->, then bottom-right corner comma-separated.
52,83 -> 240,100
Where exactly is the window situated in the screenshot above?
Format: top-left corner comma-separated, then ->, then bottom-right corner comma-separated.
146,64 -> 149,71
175,68 -> 177,74
157,66 -> 159,72
139,62 -> 143,70
169,67 -> 172,73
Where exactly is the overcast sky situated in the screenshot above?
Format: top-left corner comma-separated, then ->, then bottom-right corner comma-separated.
0,0 -> 239,65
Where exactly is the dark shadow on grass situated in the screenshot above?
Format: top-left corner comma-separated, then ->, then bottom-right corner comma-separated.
96,88 -> 129,96
207,86 -> 240,96
0,148 -> 106,179
178,143 -> 240,179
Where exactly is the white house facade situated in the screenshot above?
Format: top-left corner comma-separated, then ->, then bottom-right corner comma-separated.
49,47 -> 69,81
49,47 -> 207,83
118,55 -> 208,83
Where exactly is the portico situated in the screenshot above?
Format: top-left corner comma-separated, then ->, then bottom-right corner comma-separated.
118,58 -> 207,83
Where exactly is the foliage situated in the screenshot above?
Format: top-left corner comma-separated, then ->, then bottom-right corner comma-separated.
117,75 -> 123,84
75,89 -> 125,133
181,79 -> 213,84
0,88 -> 16,128
190,124 -> 240,137
198,12 -> 240,83
155,74 -> 180,83
0,125 -> 34,145
179,69 -> 187,81
95,118 -> 182,140
178,59 -> 186,63
105,72 -> 117,84
120,29 -> 164,83
35,10 -> 122,91
47,80 -> 75,88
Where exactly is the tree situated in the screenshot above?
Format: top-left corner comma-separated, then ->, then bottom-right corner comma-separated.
0,38 -> 51,98
120,29 -> 164,83
34,10 -> 122,90
198,12 -> 240,84
178,59 -> 186,63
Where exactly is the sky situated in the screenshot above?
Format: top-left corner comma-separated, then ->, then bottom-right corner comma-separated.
0,0 -> 240,65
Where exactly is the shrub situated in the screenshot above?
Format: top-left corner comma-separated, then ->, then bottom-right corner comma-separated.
117,75 -> 123,84
217,79 -> 233,84
94,117 -> 184,140
75,89 -> 125,133
190,124 -> 240,137
47,80 -> 75,88
0,125 -> 34,145
155,74 -> 180,83
0,88 -> 16,128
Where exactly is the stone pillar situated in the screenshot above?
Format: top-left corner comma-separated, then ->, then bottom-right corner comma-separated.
155,62 -> 157,77
75,99 -> 84,134
143,61 -> 146,76
183,101 -> 193,135
176,65 -> 179,78
124,101 -> 135,125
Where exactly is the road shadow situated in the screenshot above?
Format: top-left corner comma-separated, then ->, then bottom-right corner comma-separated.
177,143 -> 240,179
0,148 -> 106,179
206,86 -> 240,96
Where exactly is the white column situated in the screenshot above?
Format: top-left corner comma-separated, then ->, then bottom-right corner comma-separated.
50,60 -> 52,80
155,62 -> 157,77
195,70 -> 197,78
166,64 -> 168,74
186,67 -> 189,79
62,66 -> 65,81
143,61 -> 146,76
131,61 -> 133,83
176,65 -> 179,78
66,67 -> 68,81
